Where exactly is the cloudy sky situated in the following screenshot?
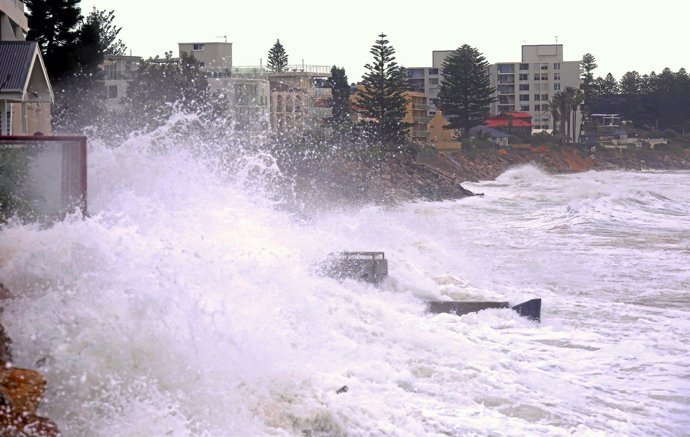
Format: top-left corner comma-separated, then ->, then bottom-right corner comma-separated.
79,0 -> 689,82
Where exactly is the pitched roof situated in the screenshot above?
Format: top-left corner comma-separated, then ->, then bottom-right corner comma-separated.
485,118 -> 532,128
0,41 -> 53,102
501,111 -> 532,119
471,125 -> 510,138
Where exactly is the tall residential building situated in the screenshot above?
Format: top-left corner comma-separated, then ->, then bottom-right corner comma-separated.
179,42 -> 270,133
403,91 -> 431,142
488,44 -> 581,131
406,67 -> 440,117
178,42 -> 233,73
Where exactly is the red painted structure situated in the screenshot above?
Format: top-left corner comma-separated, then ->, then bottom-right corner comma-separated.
0,135 -> 87,218
485,112 -> 533,128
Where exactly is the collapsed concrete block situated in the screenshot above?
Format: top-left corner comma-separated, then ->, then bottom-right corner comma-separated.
322,252 -> 388,285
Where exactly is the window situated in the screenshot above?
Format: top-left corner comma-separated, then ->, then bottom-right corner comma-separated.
519,84 -> 529,91
534,94 -> 541,101
519,94 -> 530,101
540,64 -> 548,70
192,43 -> 205,51
104,63 -> 117,80
429,68 -> 439,75
534,104 -> 541,111
408,68 -> 424,78
534,73 -> 540,81
554,73 -> 560,80
554,83 -> 561,91
541,73 -> 548,81
554,63 -> 560,70
429,78 -> 439,85
520,105 -> 530,111
107,85 -> 118,99
519,73 -> 528,81
542,94 -> 549,100
497,64 -> 514,73
520,63 -> 529,70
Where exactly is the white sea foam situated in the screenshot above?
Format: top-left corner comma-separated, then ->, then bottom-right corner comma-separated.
1,136 -> 689,436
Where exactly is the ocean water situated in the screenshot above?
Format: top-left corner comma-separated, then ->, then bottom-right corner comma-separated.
1,137 -> 689,436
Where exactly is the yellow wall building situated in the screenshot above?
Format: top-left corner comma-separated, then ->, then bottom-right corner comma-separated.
427,112 -> 462,151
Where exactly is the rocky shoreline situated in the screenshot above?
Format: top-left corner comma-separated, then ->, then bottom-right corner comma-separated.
1,284 -> 61,437
289,145 -> 690,209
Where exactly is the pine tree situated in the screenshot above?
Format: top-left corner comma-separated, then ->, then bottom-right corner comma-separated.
438,44 -> 495,138
25,0 -> 82,81
595,73 -> 620,96
357,33 -> 410,146
85,8 -> 127,56
267,39 -> 288,72
328,66 -> 351,123
580,53 -> 598,101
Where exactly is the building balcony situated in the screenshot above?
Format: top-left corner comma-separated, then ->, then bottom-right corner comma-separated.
413,116 -> 431,124
412,103 -> 430,110
413,130 -> 430,138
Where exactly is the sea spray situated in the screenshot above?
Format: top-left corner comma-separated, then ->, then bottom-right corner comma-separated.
1,129 -> 689,435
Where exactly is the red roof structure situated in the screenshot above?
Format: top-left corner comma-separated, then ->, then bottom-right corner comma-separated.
485,112 -> 533,128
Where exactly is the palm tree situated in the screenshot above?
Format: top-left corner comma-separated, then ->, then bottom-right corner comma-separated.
569,88 -> 585,143
547,87 -> 582,145
546,91 -> 567,145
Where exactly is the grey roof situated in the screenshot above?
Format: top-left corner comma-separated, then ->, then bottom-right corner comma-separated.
470,125 -> 510,138
0,41 -> 38,92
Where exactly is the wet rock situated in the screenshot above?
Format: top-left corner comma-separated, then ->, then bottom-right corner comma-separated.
0,285 -> 61,436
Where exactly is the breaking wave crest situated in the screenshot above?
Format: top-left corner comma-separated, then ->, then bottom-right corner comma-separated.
1,130 -> 689,435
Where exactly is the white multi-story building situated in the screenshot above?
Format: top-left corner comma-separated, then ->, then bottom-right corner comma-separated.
406,66 -> 440,117
488,44 -> 581,131
102,55 -> 141,111
179,42 -> 271,133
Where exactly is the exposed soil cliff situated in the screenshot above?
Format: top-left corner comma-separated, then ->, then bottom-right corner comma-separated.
287,145 -> 690,210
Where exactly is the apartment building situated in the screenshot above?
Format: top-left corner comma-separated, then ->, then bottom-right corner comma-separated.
0,0 -> 53,134
102,55 -> 141,111
178,42 -> 271,133
178,42 -> 233,73
406,67 -> 440,117
403,91 -> 432,142
488,44 -> 581,131
267,66 -> 331,133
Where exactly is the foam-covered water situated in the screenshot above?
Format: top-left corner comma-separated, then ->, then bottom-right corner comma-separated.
1,139 -> 689,436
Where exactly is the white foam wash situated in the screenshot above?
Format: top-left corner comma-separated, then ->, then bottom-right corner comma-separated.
1,135 -> 688,436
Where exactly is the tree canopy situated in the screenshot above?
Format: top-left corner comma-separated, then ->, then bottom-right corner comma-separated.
547,87 -> 584,144
26,2 -> 129,132
328,66 -> 352,124
25,0 -> 82,81
122,53 -> 227,130
437,44 -> 495,138
357,33 -> 410,146
267,39 -> 288,72
586,65 -> 690,132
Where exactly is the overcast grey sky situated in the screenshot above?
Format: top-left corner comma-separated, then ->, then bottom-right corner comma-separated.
80,0 -> 689,82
